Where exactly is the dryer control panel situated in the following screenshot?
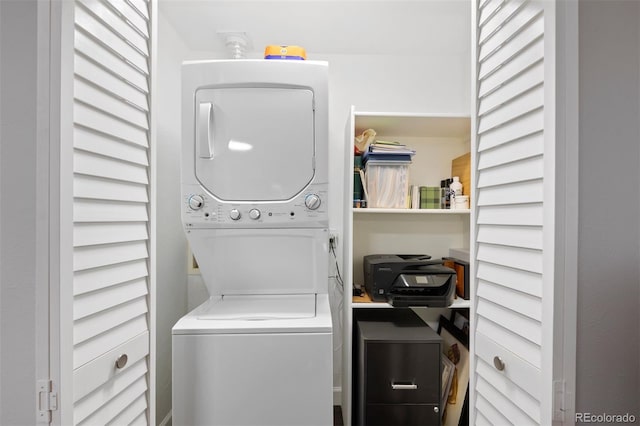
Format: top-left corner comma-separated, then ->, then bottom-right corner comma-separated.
182,183 -> 328,228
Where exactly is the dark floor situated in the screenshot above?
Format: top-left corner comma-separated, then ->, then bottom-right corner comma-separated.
334,405 -> 344,426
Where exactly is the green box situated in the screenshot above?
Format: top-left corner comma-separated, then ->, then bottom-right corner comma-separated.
419,186 -> 441,209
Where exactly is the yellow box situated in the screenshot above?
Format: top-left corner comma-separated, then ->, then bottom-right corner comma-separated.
264,45 -> 306,60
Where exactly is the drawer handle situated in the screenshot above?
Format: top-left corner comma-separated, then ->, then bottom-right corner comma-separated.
493,356 -> 505,371
391,382 -> 418,390
115,354 -> 128,369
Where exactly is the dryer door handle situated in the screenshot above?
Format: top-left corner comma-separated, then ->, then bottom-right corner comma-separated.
198,102 -> 214,159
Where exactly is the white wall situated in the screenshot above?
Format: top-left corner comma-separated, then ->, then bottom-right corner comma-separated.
154,12 -> 190,424
0,1 -> 38,424
577,0 -> 640,417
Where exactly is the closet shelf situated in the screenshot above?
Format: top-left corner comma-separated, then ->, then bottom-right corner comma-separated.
353,208 -> 470,214
352,298 -> 471,309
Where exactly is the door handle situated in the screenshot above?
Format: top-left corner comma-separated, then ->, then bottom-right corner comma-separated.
198,102 -> 214,159
115,354 -> 128,369
494,356 -> 505,371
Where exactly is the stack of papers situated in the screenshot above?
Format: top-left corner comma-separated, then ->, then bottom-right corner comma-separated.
363,140 -> 415,164
369,140 -> 416,154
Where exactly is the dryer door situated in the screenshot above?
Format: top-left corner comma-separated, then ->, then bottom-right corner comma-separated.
194,87 -> 315,202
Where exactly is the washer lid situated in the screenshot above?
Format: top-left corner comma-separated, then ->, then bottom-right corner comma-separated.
197,294 -> 316,320
172,294 -> 332,335
194,87 -> 315,202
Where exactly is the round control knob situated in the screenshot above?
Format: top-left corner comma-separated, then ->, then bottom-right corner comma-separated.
304,194 -> 321,210
229,209 -> 241,220
188,195 -> 204,210
249,208 -> 261,220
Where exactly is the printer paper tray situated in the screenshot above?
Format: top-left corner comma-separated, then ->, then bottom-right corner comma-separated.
387,294 -> 453,308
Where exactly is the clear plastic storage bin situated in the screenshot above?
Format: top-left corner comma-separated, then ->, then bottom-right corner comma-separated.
364,160 -> 411,208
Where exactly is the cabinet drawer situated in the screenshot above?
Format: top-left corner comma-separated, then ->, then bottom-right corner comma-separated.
366,403 -> 440,426
365,341 -> 440,404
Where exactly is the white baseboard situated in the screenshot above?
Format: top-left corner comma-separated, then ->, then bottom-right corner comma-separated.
333,386 -> 342,406
159,409 -> 172,426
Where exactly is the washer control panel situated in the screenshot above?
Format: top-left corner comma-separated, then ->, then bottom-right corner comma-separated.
183,183 -> 328,228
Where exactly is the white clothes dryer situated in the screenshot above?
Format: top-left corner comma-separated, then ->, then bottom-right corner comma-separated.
173,60 -> 333,426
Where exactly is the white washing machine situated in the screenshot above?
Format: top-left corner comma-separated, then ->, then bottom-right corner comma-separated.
172,60 -> 333,426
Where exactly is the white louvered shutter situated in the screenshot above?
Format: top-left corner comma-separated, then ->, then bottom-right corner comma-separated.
472,0 -> 556,424
71,0 -> 152,424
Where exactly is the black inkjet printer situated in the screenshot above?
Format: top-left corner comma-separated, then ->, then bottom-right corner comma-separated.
363,254 -> 456,307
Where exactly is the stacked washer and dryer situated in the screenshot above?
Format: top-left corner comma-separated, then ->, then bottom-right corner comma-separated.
172,60 -> 333,425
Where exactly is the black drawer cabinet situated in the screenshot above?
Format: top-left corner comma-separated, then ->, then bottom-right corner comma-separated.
355,309 -> 442,426
365,404 -> 439,426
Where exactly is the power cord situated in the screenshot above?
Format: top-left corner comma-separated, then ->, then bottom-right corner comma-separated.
329,235 -> 344,353
329,236 -> 343,289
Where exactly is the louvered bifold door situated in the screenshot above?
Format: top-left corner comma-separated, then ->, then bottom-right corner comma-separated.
71,0 -> 152,425
473,0 -> 555,424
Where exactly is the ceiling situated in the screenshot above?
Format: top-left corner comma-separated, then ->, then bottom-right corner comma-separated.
159,0 -> 471,56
